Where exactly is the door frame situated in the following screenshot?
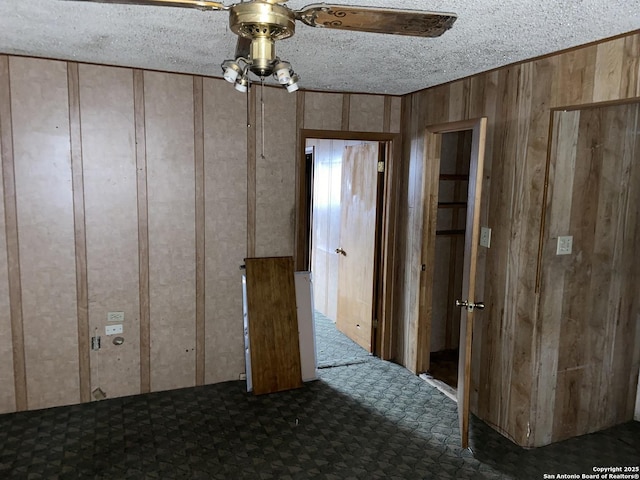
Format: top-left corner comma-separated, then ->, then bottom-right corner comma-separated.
416,118 -> 487,449
294,129 -> 400,360
415,118 -> 486,372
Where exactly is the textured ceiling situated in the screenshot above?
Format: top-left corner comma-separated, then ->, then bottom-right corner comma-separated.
0,0 -> 638,95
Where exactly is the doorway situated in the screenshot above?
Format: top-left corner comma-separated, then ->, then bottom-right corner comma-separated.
416,118 -> 488,449
306,138 -> 381,356
424,129 -> 472,395
295,130 -> 399,361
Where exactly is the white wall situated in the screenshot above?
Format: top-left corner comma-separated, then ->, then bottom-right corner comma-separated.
308,138 -> 343,321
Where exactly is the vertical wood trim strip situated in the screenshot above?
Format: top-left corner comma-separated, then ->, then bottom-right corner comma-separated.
383,96 -> 392,133
193,76 -> 206,386
341,94 -> 351,131
0,56 -> 27,411
294,90 -> 306,270
67,62 -> 91,403
296,90 -> 305,130
416,130 -> 442,373
247,87 -> 257,257
379,138 -> 398,360
134,69 -> 151,394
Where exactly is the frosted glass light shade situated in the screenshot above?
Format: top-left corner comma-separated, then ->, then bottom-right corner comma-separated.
224,66 -> 239,83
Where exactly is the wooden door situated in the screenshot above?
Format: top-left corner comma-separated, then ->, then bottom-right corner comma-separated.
421,118 -> 487,449
336,143 -> 380,352
455,119 -> 487,449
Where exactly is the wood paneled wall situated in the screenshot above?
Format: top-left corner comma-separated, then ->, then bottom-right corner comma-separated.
398,32 -> 640,447
540,103 -> 640,444
0,54 -> 399,413
79,64 -> 140,400
11,59 -> 79,410
202,77 -> 248,385
145,71 -> 198,392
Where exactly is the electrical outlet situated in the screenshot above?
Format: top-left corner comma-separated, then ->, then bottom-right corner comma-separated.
107,311 -> 125,322
480,227 -> 492,248
556,236 -> 573,255
105,324 -> 123,336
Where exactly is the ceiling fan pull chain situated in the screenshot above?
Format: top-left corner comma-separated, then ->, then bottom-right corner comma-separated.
245,79 -> 251,129
260,78 -> 266,160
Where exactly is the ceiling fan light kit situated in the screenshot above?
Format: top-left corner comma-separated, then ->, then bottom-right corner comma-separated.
273,61 -> 292,84
222,0 -> 299,93
222,61 -> 243,83
285,74 -> 300,92
234,74 -> 250,92
60,0 -> 457,93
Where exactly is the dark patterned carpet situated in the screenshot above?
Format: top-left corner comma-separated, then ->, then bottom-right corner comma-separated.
314,311 -> 371,369
0,312 -> 638,479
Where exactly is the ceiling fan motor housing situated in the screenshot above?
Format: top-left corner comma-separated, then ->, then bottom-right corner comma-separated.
229,1 -> 296,76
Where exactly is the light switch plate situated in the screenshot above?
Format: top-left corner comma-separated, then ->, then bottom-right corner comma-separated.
105,324 -> 123,336
480,227 -> 492,248
556,236 -> 573,255
107,311 -> 124,322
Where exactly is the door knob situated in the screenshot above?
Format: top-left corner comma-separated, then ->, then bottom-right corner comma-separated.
456,300 -> 485,312
335,248 -> 347,256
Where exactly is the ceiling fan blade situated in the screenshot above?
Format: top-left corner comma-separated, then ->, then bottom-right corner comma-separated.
296,4 -> 457,38
61,0 -> 226,11
235,36 -> 251,59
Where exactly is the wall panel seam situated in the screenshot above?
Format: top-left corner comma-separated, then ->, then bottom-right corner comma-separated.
67,62 -> 91,403
294,90 -> 305,268
193,76 -> 206,386
247,88 -> 256,257
0,55 -> 27,411
342,94 -> 350,131
383,96 -> 392,133
134,69 -> 151,393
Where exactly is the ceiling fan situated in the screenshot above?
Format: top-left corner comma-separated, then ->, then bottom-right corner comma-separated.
62,0 -> 457,92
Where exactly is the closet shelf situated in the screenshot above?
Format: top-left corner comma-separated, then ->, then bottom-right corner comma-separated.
439,174 -> 469,181
436,229 -> 465,236
438,202 -> 467,209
